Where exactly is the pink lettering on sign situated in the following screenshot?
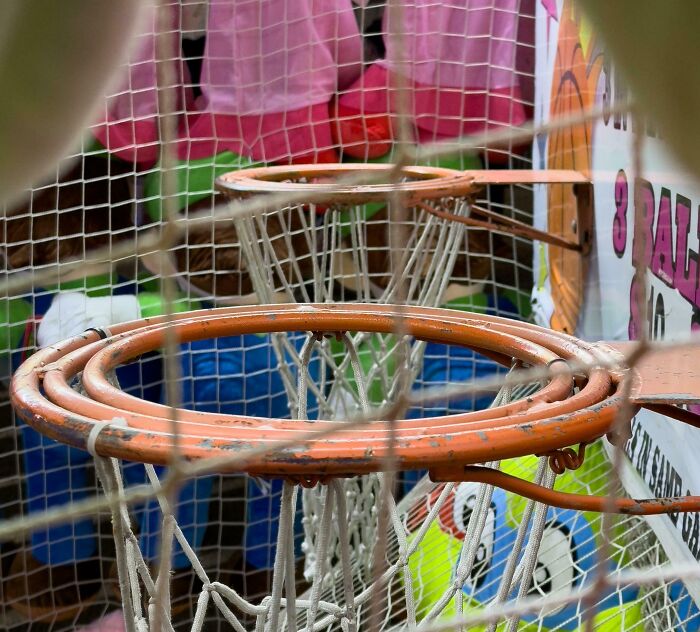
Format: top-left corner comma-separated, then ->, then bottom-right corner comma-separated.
628,274 -> 644,340
674,195 -> 697,304
651,188 -> 674,286
618,173 -> 700,339
632,179 -> 655,268
612,169 -> 628,257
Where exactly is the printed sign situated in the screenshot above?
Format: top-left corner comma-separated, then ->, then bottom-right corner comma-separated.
534,0 -> 700,583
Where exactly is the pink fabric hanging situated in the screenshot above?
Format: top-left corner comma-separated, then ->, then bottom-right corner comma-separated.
92,2 -> 191,167
337,0 -> 528,153
394,0 -> 527,141
181,0 -> 363,163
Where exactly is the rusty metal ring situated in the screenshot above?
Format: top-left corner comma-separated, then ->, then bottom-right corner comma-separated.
12,304 -> 628,479
215,163 -> 476,205
45,307 -> 610,448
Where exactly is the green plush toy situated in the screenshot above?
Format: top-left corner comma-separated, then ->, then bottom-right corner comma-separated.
143,150 -> 262,223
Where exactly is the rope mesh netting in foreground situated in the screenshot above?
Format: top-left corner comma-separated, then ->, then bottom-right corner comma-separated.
3,1 -> 700,631
8,165 -> 700,631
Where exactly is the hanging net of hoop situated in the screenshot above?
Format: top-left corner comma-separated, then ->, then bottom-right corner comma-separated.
10,167 -> 700,631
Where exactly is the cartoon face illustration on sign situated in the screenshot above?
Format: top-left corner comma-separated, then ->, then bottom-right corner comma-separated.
530,520 -> 579,600
404,468 -> 643,629
405,481 -> 514,617
449,482 -> 501,593
517,506 -> 641,630
518,508 -> 594,627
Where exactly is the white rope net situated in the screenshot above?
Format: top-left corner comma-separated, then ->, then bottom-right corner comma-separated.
0,1 -> 698,632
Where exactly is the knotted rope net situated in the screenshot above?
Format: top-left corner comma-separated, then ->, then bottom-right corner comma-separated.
9,165 -> 700,632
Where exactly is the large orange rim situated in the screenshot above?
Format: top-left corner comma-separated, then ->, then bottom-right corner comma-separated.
11,304 -> 628,477
215,163 -> 477,204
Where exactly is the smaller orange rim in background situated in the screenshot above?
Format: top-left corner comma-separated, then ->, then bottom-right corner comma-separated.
215,163 -> 477,205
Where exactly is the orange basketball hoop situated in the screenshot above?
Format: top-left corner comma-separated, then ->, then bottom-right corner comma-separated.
215,163 -> 477,205
10,303 -> 700,515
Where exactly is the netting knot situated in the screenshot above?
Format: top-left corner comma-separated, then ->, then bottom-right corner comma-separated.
260,594 -> 273,612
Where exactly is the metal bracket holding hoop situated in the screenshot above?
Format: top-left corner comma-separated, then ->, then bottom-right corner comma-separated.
216,164 -> 594,253
418,169 -> 594,255
603,340 -> 700,428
